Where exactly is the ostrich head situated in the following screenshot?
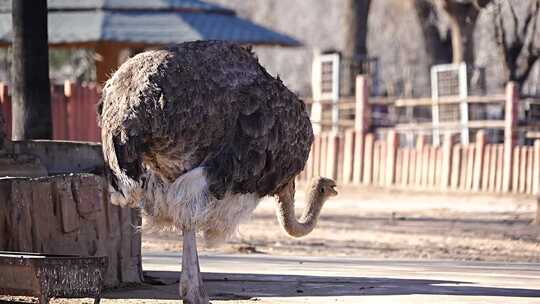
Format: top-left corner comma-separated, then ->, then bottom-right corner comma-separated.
275,177 -> 338,238
310,177 -> 338,197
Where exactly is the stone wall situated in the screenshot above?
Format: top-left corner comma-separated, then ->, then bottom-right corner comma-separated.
0,141 -> 142,287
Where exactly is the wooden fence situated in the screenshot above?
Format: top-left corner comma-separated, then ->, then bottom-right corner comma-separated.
0,82 -> 101,142
298,130 -> 540,195
299,77 -> 540,195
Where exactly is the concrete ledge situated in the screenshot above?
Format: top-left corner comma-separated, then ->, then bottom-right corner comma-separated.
4,140 -> 104,175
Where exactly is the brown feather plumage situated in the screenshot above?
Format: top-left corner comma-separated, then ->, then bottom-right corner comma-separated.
99,41 -> 313,200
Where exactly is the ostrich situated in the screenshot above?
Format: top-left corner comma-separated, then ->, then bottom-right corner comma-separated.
99,41 -> 338,304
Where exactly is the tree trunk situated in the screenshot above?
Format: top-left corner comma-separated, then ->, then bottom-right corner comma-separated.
11,0 -> 52,140
413,0 -> 453,65
342,0 -> 372,95
493,0 -> 540,87
440,0 -> 480,64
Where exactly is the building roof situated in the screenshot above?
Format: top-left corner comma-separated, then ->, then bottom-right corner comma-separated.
0,0 -> 235,14
0,0 -> 300,47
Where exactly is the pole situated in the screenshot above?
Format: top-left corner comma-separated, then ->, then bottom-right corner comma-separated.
11,0 -> 52,140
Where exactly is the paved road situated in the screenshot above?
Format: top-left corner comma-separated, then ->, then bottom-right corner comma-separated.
102,251 -> 540,303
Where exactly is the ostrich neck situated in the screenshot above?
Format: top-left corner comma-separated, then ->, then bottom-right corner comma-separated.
276,188 -> 325,238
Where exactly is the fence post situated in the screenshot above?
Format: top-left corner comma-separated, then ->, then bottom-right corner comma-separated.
473,130 -> 486,191
353,75 -> 370,184
386,130 -> 399,186
441,133 -> 453,189
503,82 -> 518,192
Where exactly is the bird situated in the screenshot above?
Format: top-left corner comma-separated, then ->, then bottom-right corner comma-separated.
98,40 -> 337,304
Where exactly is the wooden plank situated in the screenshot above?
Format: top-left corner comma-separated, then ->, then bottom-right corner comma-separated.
435,147 -> 443,187
428,146 -> 437,187
527,146 -> 534,194
363,134 -> 374,185
325,133 -> 339,180
496,145 -> 504,192
66,82 -> 76,140
466,145 -> 475,190
512,146 -> 521,193
342,129 -> 355,184
451,145 -> 461,189
415,136 -> 426,186
379,141 -> 387,186
473,131 -> 486,191
372,141 -> 381,186
441,134 -> 453,188
520,146 -> 528,193
409,149 -> 417,187
482,145 -> 492,191
320,133 -> 328,177
459,146 -> 468,190
480,145 -> 493,191
401,148 -> 411,186
395,94 -> 506,107
394,120 -> 505,132
352,131 -> 364,184
488,145 -> 497,192
534,140 -> 540,194
88,83 -> 100,142
385,130 -> 399,186
336,134 -> 345,182
395,148 -> 403,185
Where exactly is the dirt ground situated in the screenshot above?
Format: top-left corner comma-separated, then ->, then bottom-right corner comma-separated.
143,185 -> 540,262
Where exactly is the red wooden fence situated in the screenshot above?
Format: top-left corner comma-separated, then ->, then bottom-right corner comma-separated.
0,82 -> 101,142
299,130 -> 540,195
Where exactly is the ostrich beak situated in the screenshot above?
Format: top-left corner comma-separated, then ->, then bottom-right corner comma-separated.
328,184 -> 338,196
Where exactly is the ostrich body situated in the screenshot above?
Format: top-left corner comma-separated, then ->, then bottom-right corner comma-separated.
99,41 -> 337,304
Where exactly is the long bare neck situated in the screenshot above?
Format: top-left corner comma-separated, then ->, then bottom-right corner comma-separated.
276,184 -> 325,238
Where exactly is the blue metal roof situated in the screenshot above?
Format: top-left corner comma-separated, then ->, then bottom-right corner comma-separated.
0,0 -> 300,47
0,0 -> 234,14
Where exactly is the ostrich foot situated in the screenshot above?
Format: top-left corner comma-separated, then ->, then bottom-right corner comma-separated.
180,227 -> 209,304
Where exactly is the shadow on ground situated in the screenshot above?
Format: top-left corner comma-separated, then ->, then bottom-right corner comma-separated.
101,271 -> 540,301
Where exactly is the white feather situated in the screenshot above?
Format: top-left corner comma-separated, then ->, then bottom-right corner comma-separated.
115,167 -> 260,245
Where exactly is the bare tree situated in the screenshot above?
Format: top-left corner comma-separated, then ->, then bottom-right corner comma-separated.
11,0 -> 52,140
413,0 -> 452,65
438,0 -> 492,64
493,0 -> 540,86
412,0 -> 492,65
342,0 -> 372,95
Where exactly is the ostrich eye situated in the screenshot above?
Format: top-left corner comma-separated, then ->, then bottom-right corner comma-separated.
320,187 -> 325,194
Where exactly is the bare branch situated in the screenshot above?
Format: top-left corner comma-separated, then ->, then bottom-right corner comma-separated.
507,1 -> 520,43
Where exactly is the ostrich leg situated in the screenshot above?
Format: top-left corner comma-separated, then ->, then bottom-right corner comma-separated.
180,227 -> 209,304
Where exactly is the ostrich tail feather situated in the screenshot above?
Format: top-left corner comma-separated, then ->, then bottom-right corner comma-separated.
103,133 -> 142,208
